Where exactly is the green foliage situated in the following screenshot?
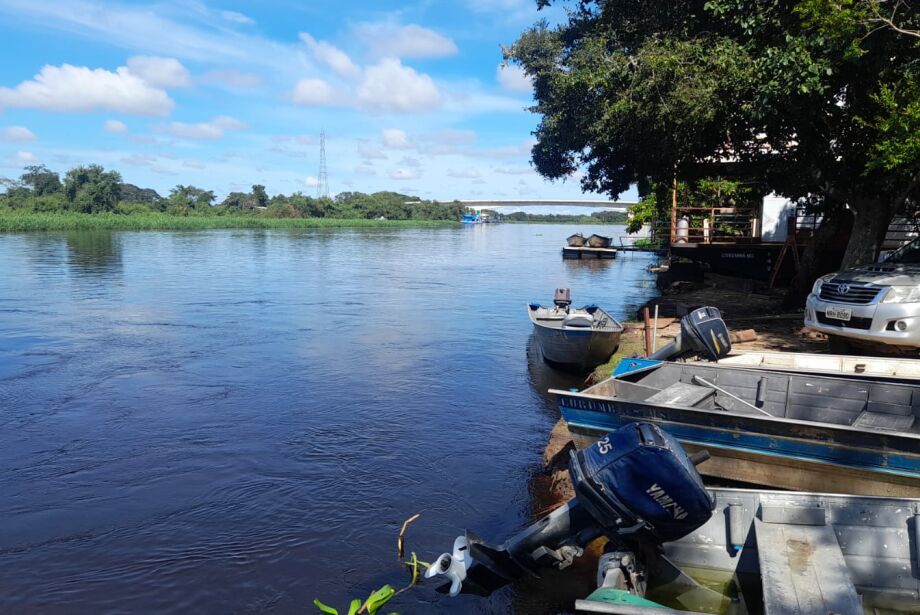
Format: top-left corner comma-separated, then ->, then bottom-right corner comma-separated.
64,164 -> 122,213
503,210 -> 627,224
20,165 -> 62,196
508,0 -> 920,264
167,185 -> 215,210
251,184 -> 268,208
120,183 -> 162,206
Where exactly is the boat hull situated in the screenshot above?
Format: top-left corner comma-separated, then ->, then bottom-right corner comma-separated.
532,326 -> 621,371
555,391 -> 920,497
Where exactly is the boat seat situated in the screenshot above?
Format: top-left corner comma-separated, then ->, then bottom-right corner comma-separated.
754,517 -> 861,615
645,383 -> 715,408
852,410 -> 915,432
564,313 -> 594,328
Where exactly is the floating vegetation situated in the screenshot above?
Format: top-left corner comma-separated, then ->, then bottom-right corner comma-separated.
312,514 -> 428,615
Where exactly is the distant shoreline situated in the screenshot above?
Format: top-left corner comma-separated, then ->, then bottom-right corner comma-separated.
0,212 -> 459,232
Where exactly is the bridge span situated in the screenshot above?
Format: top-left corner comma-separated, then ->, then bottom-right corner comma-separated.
444,199 -> 636,210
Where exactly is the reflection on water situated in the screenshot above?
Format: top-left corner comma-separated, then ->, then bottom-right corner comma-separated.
0,225 -> 656,614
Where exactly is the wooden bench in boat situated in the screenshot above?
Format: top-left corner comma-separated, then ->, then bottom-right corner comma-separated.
755,515 -> 861,615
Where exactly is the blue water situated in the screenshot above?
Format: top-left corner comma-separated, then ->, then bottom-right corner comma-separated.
0,224 -> 656,613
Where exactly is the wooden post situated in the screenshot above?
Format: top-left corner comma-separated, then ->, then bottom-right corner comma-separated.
670,176 -> 678,244
643,306 -> 653,356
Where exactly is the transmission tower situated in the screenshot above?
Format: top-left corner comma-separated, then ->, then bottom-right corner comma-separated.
317,130 -> 330,198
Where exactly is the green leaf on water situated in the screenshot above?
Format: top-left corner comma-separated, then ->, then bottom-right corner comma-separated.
347,598 -> 362,615
313,598 -> 339,615
364,584 -> 396,615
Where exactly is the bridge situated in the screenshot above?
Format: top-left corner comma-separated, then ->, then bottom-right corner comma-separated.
444,199 -> 636,210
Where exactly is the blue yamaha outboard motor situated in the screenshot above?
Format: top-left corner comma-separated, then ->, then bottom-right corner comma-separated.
426,423 -> 713,599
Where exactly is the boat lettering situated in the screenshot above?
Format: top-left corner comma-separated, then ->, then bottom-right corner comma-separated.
645,483 -> 688,520
596,436 -> 612,454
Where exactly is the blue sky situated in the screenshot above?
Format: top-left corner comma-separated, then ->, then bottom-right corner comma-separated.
0,0 -> 638,202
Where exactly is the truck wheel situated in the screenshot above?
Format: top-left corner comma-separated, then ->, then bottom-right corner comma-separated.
827,335 -> 854,354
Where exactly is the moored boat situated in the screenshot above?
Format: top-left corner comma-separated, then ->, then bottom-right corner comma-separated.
586,233 -> 612,248
528,288 -> 623,371
715,350 -> 920,383
553,360 -> 920,496
567,232 -> 586,246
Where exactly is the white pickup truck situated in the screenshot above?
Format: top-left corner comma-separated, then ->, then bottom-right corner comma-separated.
805,238 -> 920,351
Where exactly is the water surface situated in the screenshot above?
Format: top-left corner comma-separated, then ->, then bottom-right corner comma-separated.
0,224 -> 656,613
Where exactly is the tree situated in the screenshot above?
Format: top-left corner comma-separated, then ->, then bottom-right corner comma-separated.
63,164 -> 122,213
168,185 -> 216,209
120,183 -> 163,205
251,184 -> 268,208
507,0 -> 920,267
221,191 -> 256,210
20,165 -> 62,196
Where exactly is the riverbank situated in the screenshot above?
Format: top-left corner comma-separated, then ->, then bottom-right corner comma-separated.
0,212 -> 458,232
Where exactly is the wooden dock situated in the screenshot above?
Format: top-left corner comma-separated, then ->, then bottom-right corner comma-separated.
562,246 -> 618,259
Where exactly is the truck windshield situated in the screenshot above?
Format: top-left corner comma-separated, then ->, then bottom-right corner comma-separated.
889,237 -> 920,263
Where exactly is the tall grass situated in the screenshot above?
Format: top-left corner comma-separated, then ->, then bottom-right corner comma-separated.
0,211 -> 458,232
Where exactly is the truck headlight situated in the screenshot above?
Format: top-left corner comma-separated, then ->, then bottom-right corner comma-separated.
811,274 -> 835,296
882,286 -> 920,304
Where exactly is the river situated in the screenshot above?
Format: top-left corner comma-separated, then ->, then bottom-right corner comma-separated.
0,224 -> 657,614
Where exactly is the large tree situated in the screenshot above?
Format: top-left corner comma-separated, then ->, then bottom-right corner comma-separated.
507,0 -> 920,266
63,164 -> 122,213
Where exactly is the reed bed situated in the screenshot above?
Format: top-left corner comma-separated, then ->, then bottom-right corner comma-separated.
0,212 -> 456,232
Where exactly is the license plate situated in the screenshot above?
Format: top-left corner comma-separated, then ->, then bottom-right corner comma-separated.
825,306 -> 852,321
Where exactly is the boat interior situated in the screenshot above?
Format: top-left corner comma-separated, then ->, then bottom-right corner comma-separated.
529,305 -> 623,332
585,362 -> 920,435
590,488 -> 920,614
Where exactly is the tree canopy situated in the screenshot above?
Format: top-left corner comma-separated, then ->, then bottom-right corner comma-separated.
507,0 -> 920,266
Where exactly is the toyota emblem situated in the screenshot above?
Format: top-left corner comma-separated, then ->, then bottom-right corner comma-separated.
838,284 -> 851,294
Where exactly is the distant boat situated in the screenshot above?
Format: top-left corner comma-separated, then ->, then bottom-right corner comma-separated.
585,234 -> 612,248
566,233 -> 586,247
461,212 -> 481,224
528,288 -> 623,371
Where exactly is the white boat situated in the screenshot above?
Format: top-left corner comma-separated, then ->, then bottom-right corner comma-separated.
528,288 -> 623,371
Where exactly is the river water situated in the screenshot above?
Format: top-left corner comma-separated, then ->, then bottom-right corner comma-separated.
0,224 -> 657,614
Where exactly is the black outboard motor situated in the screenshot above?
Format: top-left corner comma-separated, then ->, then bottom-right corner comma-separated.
649,306 -> 731,362
426,423 -> 713,598
553,287 -> 572,310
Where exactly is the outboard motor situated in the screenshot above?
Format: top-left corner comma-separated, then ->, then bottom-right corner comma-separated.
426,423 -> 713,598
553,287 -> 572,310
649,306 -> 731,362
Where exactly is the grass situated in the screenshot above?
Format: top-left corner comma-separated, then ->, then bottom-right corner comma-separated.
589,326 -> 648,383
0,211 -> 459,232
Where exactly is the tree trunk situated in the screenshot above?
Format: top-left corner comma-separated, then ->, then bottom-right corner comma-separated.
839,197 -> 894,269
784,211 -> 852,309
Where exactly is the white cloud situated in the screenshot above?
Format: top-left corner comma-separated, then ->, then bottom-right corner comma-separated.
0,63 -> 174,116
103,119 -> 128,134
447,168 -> 481,179
14,151 -> 37,165
126,55 -> 191,88
299,33 -> 360,78
158,115 -> 246,139
221,10 -> 254,25
354,23 -> 458,59
305,176 -> 321,187
355,164 -> 376,175
292,78 -> 337,106
398,156 -> 422,168
201,69 -> 264,90
497,63 -> 532,93
390,168 -> 420,180
435,129 -> 476,145
381,128 -> 411,149
495,165 -> 533,175
357,142 -> 387,160
1,126 -> 37,142
357,58 -> 441,113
